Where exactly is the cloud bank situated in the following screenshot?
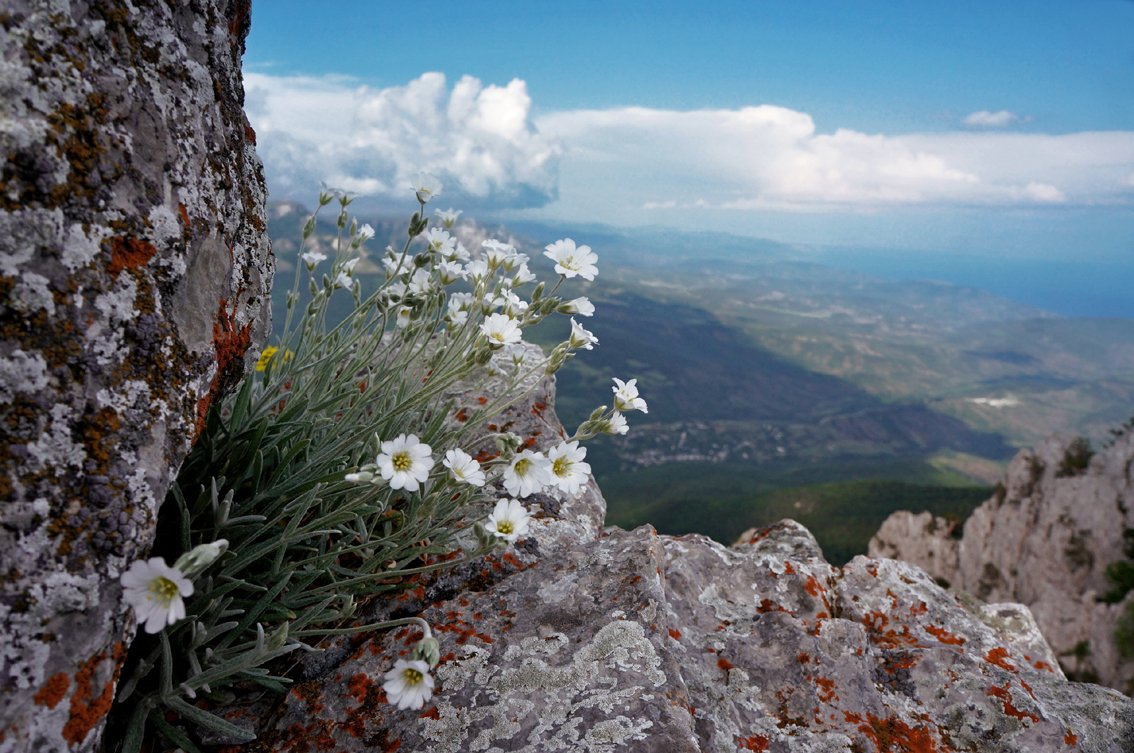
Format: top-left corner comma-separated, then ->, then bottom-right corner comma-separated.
244,72 -> 1134,218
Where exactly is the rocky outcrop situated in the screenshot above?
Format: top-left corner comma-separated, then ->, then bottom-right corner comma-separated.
0,3 -> 271,750
223,383 -> 1133,753
870,432 -> 1134,694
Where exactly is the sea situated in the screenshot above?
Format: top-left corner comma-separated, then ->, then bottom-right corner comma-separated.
810,251 -> 1134,320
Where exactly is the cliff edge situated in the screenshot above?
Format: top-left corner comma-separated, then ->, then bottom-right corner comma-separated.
871,430 -> 1134,694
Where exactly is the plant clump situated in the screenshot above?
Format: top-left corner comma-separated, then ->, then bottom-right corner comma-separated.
107,178 -> 646,752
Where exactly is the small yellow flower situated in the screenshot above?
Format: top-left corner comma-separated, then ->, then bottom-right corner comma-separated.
255,347 -> 293,372
255,346 -> 279,372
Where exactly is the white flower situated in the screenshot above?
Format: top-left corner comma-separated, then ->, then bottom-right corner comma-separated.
448,292 -> 473,313
407,268 -> 433,296
376,433 -> 434,492
411,172 -> 442,203
502,449 -> 551,497
334,258 -> 360,290
568,318 -> 598,350
606,411 -> 629,435
511,263 -> 536,286
504,252 -> 529,273
486,498 -> 532,543
425,227 -> 456,256
502,343 -> 531,369
560,296 -> 595,317
465,259 -> 490,282
121,557 -> 194,634
501,290 -> 529,317
301,249 -> 327,270
395,306 -> 413,329
383,659 -> 435,710
437,261 -> 465,285
482,239 -> 515,267
481,313 -> 522,348
435,208 -> 462,228
450,241 -> 471,263
543,239 -> 598,281
547,441 -> 591,495
444,448 -> 485,487
612,378 -> 648,414
382,280 -> 408,304
358,223 -> 376,242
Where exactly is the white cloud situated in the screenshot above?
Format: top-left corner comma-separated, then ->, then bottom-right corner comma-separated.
243,72 -> 1134,219
538,106 -> 1134,213
243,72 -> 559,207
963,109 -> 1020,128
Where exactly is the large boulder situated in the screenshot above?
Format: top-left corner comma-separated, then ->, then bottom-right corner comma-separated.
239,383 -> 1133,753
0,2 -> 271,750
871,431 -> 1134,693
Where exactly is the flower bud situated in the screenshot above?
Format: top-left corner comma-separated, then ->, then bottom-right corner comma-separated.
174,539 -> 229,577
412,636 -> 441,668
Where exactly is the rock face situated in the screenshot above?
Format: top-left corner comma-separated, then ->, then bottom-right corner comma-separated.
238,383 -> 1134,753
0,3 -> 271,750
870,432 -> 1134,694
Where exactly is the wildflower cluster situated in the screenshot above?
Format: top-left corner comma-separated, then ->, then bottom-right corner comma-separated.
111,175 -> 645,749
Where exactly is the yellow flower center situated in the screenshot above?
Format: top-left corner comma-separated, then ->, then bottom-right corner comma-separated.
403,668 -> 423,685
393,452 -> 412,472
513,458 -> 531,475
553,457 -> 570,477
148,576 -> 179,606
496,520 -> 514,535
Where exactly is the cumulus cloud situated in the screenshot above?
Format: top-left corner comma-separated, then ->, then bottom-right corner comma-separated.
244,72 -> 559,208
962,109 -> 1020,128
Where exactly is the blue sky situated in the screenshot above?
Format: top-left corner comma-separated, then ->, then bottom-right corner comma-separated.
244,1 -> 1134,265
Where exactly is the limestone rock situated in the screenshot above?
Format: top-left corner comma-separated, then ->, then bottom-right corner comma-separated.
236,390 -> 1133,753
0,3 -> 271,750
870,431 -> 1134,693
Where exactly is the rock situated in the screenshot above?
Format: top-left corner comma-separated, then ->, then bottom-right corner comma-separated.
0,2 -> 271,750
870,432 -> 1134,694
239,388 -> 1133,753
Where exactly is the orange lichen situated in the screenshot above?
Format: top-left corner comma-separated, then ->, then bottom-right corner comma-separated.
33,672 -> 70,709
668,628 -> 683,640
925,625 -> 965,646
62,642 -> 125,746
347,673 -> 374,705
814,676 -> 838,703
195,297 -> 253,439
1064,731 -> 1078,746
858,713 -> 941,753
106,236 -> 157,277
984,647 -> 1016,672
717,657 -> 735,671
986,684 -> 1040,723
737,735 -> 770,751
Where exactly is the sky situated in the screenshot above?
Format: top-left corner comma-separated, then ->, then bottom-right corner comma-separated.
243,1 -> 1134,273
